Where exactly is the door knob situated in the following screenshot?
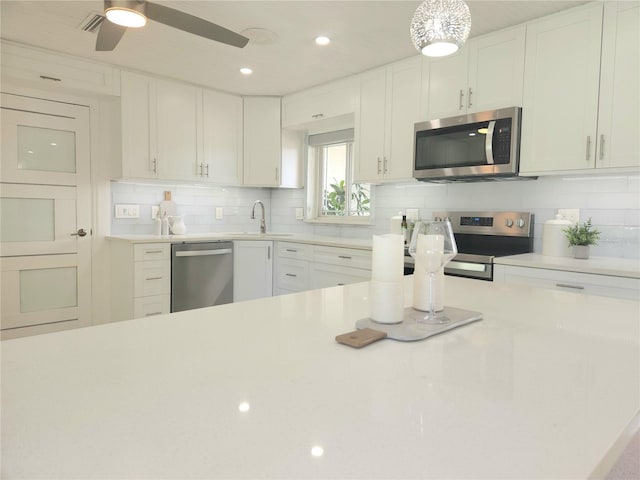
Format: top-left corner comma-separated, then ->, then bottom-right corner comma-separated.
71,228 -> 88,237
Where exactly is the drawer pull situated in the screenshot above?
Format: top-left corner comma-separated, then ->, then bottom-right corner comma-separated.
285,273 -> 297,277
285,249 -> 298,252
556,283 -> 585,290
145,312 -> 162,316
145,276 -> 162,281
145,250 -> 163,254
337,283 -> 345,286
338,255 -> 352,259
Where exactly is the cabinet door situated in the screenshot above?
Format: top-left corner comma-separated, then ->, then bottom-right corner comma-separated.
467,26 -> 525,113
156,79 -> 201,181
120,71 -> 157,179
425,47 -> 468,120
203,89 -> 243,184
233,240 -> 273,302
386,57 -> 422,181
356,68 -> 387,182
520,4 -> 603,174
597,2 -> 640,169
243,97 -> 281,187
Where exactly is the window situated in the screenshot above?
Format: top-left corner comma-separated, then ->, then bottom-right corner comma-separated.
306,129 -> 372,223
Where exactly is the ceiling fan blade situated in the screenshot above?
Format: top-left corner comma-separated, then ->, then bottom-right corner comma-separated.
145,2 -> 249,48
96,19 -> 127,51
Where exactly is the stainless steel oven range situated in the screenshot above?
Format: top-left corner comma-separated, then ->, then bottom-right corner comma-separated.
404,211 -> 534,281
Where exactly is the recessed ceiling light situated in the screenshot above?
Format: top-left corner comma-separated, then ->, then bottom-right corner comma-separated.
315,36 -> 331,46
240,67 -> 253,75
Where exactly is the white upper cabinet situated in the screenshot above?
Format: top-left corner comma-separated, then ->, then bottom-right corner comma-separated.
355,56 -> 422,183
282,77 -> 359,130
243,96 -> 282,187
597,2 -> 640,169
155,78 -> 202,182
424,25 -> 526,120
202,89 -> 243,185
520,2 -> 638,175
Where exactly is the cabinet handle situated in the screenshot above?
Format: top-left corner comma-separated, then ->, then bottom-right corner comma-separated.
337,283 -> 345,286
556,283 -> 585,290
285,273 -> 297,277
311,113 -> 324,119
285,249 -> 297,252
145,250 -> 163,254
152,158 -> 158,174
586,136 -> 591,161
275,167 -> 278,182
383,157 -> 388,174
459,89 -> 464,110
377,157 -> 382,174
338,255 -> 352,259
599,135 -> 605,161
468,87 -> 473,108
268,246 -> 271,260
145,312 -> 162,316
199,163 -> 204,176
39,75 -> 62,82
145,276 -> 162,281
205,163 -> 210,178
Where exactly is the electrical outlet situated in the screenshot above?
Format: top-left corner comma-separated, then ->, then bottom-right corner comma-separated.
295,208 -> 304,220
114,204 -> 140,219
151,206 -> 159,219
406,208 -> 420,221
558,208 -> 580,224
215,207 -> 224,220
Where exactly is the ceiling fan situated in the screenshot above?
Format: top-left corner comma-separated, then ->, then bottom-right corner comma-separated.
96,0 -> 249,51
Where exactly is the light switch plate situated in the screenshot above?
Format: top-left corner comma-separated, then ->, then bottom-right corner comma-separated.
114,204 -> 140,219
215,207 -> 224,220
295,208 -> 304,220
558,208 -> 580,224
406,209 -> 420,221
151,206 -> 159,219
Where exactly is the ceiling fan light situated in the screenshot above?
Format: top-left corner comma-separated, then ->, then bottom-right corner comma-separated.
105,7 -> 147,28
410,0 -> 471,58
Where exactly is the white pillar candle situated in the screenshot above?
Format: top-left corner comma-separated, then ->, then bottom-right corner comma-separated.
371,234 -> 404,282
413,264 -> 444,312
370,280 -> 404,324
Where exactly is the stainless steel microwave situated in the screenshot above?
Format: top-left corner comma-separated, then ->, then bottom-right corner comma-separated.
413,107 -> 525,182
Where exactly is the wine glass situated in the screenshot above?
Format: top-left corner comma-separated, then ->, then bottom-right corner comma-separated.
408,220 -> 457,324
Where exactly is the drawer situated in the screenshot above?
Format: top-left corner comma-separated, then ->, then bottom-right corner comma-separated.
309,263 -> 371,289
134,295 -> 170,319
134,260 -> 170,297
134,243 -> 170,262
275,258 -> 309,292
312,245 -> 372,270
276,241 -> 312,261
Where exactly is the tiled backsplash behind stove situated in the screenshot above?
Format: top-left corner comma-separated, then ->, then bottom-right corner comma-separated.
112,175 -> 640,259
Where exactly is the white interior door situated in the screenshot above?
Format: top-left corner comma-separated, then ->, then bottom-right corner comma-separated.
0,93 -> 92,336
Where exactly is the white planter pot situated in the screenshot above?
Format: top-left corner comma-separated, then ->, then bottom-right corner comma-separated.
573,245 -> 590,259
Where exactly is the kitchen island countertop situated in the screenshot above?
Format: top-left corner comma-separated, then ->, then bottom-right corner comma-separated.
2,276 -> 639,479
495,253 -> 640,279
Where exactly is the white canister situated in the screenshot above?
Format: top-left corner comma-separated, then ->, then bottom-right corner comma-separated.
542,214 -> 573,257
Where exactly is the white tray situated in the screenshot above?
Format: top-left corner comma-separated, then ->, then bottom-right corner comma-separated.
356,306 -> 482,342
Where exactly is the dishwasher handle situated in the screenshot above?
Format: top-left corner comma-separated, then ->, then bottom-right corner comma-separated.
174,248 -> 232,257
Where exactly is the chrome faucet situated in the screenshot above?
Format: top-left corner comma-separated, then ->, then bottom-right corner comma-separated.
251,200 -> 266,234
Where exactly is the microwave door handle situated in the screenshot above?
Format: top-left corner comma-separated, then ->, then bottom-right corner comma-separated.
485,120 -> 496,164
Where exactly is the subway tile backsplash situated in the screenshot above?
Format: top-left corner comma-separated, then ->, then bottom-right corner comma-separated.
112,175 -> 640,259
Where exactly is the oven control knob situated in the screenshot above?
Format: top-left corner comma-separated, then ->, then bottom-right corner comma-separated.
517,218 -> 526,228
505,218 -> 514,228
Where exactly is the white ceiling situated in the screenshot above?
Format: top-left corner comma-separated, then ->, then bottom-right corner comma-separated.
1,0 -> 590,96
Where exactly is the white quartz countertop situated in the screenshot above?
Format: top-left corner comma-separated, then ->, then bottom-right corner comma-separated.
107,232 -> 372,250
2,277 -> 639,479
495,253 -> 640,279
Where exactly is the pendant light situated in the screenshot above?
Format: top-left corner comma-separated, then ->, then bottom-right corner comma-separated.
410,0 -> 471,57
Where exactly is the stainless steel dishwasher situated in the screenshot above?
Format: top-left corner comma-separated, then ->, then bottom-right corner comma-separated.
171,241 -> 233,313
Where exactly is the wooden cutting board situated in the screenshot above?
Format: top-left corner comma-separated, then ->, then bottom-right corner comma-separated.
159,191 -> 176,217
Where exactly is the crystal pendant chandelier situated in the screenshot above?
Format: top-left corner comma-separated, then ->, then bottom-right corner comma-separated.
410,0 -> 471,57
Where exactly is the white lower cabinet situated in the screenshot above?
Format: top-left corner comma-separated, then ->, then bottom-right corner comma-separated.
273,242 -> 371,295
233,240 -> 273,302
494,264 -> 640,301
111,242 -> 171,321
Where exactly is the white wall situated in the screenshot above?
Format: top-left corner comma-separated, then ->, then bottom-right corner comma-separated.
271,175 -> 640,259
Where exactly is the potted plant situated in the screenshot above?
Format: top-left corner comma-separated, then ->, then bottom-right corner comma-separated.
563,218 -> 601,259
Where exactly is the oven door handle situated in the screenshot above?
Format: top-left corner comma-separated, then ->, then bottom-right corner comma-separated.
485,120 -> 496,165
445,260 -> 493,281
